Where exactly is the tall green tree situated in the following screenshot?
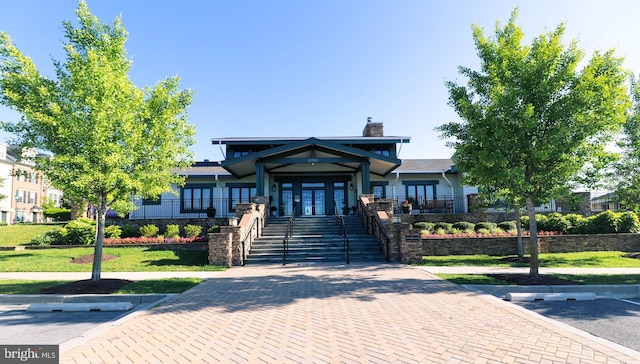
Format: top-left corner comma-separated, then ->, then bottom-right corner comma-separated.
615,75 -> 640,211
437,9 -> 629,277
0,1 -> 195,281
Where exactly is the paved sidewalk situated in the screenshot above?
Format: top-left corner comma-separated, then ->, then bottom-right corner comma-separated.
61,264 -> 640,363
0,271 -> 224,280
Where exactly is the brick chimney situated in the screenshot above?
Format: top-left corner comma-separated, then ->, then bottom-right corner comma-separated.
362,117 -> 384,137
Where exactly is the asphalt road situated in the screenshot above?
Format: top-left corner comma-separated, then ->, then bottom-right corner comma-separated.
0,304 -> 141,346
514,298 -> 640,352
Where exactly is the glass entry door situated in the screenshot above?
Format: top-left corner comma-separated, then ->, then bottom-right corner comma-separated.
301,183 -> 325,215
281,189 -> 293,216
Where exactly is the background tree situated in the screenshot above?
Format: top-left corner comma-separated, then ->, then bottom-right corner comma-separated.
0,1 -> 195,281
437,9 -> 629,277
615,75 -> 640,212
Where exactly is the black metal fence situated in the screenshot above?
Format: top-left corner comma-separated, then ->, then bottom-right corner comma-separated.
388,195 -> 465,214
129,198 -> 233,219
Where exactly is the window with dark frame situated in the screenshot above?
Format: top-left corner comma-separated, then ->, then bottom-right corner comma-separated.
229,185 -> 256,212
404,182 -> 436,205
181,185 -> 213,212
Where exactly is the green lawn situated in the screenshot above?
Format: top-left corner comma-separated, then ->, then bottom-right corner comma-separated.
421,251 -> 640,268
0,247 -> 226,272
0,278 -> 204,294
434,273 -> 640,285
0,224 -> 64,247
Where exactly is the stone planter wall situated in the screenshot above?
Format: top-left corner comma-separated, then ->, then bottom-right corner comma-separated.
422,233 -> 640,256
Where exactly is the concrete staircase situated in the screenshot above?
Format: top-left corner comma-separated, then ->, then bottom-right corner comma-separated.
246,215 -> 386,264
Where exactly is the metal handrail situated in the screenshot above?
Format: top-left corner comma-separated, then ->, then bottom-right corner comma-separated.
239,216 -> 260,266
282,206 -> 295,265
335,201 -> 350,264
359,197 -> 391,262
370,215 -> 391,263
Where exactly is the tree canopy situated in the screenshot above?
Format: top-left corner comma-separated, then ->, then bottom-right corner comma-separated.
614,75 -> 640,211
437,9 -> 629,276
0,1 -> 196,281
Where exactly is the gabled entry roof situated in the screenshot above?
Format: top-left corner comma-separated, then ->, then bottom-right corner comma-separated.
216,137 -> 405,178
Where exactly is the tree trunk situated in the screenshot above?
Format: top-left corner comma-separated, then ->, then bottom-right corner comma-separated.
525,197 -> 539,278
91,202 -> 107,282
515,207 -> 523,259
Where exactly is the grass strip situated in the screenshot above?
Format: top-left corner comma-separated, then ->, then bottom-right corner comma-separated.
0,280 -> 72,294
434,273 -> 640,285
0,278 -> 204,294
0,247 -> 226,272
421,251 -> 640,268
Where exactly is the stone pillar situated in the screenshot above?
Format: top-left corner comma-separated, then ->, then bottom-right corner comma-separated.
208,232 -> 233,267
386,224 -> 422,264
235,203 -> 256,217
399,228 -> 423,264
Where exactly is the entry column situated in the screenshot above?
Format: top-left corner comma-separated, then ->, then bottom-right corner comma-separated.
361,160 -> 370,194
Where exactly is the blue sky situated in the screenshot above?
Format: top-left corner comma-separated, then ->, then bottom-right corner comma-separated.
1,1 -> 640,162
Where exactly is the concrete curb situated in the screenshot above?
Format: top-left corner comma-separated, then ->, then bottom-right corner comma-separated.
467,284 -> 640,299
27,302 -> 134,312
504,292 -> 598,301
0,293 -> 167,304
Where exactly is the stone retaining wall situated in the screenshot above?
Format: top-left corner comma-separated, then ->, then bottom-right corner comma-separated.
422,233 -> 640,256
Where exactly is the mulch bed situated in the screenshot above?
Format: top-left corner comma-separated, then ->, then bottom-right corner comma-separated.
39,253 -> 131,294
70,254 -> 118,264
39,278 -> 134,294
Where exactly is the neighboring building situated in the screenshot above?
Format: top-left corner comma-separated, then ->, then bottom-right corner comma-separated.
131,118 -> 471,219
0,144 -> 65,224
0,144 -> 15,224
591,192 -> 620,212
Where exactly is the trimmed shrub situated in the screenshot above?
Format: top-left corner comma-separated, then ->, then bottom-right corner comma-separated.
587,210 -> 619,234
65,218 -> 95,245
30,228 -> 67,245
452,221 -> 475,231
164,224 -> 180,238
104,225 -> 122,239
497,221 -> 517,232
120,224 -> 139,238
434,222 -> 453,231
207,225 -> 221,233
139,224 -> 159,237
474,222 -> 497,232
618,212 -> 640,233
184,224 -> 202,238
544,212 -> 570,233
43,207 -> 72,221
413,222 -> 434,232
564,214 -> 585,234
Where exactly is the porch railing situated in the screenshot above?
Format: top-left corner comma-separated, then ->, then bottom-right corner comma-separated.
129,198 -> 234,219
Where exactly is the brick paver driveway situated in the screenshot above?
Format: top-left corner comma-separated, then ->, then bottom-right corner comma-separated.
62,264 -> 640,363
